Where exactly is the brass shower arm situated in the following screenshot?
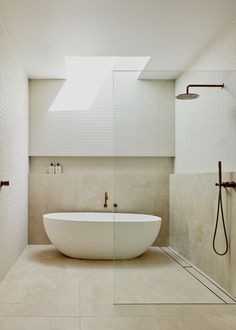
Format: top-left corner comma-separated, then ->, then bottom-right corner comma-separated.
186,84 -> 224,94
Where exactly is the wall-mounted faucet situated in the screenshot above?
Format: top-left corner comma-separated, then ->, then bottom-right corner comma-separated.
0,181 -> 10,188
104,192 -> 108,208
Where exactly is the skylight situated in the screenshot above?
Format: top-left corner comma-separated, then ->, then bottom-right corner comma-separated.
49,56 -> 150,111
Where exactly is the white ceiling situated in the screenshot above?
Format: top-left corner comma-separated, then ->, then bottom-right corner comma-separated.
0,0 -> 236,79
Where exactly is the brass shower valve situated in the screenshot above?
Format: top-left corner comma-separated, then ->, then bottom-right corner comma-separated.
215,182 -> 236,188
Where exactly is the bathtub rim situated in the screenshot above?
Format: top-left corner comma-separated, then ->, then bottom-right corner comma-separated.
43,212 -> 162,223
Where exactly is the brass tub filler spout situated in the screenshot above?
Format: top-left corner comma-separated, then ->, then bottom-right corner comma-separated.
104,192 -> 108,208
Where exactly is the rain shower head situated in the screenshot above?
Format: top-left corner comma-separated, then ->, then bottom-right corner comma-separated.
176,83 -> 224,100
176,92 -> 199,100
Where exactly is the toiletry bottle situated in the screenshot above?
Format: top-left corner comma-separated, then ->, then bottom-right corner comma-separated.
48,163 -> 55,174
55,163 -> 62,174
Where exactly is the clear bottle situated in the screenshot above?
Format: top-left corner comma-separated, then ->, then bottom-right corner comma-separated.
55,163 -> 62,174
48,163 -> 55,174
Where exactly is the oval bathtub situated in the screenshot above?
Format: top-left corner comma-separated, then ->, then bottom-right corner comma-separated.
43,212 -> 161,260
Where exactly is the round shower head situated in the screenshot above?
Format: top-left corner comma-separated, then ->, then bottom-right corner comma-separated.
176,93 -> 199,100
176,83 -> 224,100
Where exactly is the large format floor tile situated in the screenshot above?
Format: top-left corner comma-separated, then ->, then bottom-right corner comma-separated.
0,317 -> 80,330
79,263 -> 113,306
80,316 -> 236,330
0,246 -> 80,317
0,245 -> 236,330
114,248 -> 223,303
0,303 -> 77,317
0,281 -> 79,304
2,245 -> 81,284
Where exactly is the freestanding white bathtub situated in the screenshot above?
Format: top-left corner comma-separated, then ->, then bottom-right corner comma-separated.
43,212 -> 161,260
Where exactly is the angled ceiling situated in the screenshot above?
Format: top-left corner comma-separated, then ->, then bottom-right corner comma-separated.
0,0 -> 236,79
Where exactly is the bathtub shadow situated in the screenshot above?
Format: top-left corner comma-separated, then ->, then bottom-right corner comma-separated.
29,246 -> 165,270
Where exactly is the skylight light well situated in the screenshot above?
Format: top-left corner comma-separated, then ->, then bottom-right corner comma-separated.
49,56 -> 150,111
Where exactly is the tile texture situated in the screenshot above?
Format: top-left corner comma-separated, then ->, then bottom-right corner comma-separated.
29,157 -> 173,246
0,22 -> 28,280
170,172 -> 236,297
1,245 -> 236,330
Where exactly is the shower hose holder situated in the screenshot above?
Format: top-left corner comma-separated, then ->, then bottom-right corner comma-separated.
215,161 -> 236,188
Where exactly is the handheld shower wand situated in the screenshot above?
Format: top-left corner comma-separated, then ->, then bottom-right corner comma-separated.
213,161 -> 236,256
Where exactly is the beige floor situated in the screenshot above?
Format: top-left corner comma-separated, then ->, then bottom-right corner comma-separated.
0,246 -> 236,329
114,248 -> 226,304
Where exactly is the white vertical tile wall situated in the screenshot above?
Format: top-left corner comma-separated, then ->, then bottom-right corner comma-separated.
114,73 -> 175,156
29,78 -> 114,156
0,22 -> 28,280
175,19 -> 236,173
29,75 -> 175,156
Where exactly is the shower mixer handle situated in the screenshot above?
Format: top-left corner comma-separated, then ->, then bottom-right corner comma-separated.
215,161 -> 236,188
215,182 -> 236,188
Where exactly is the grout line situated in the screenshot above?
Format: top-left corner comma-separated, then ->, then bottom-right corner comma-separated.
0,316 -> 80,318
113,302 -> 228,305
160,247 -> 226,304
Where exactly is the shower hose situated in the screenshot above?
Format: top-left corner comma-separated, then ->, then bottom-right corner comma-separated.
212,167 -> 229,256
213,180 -> 229,256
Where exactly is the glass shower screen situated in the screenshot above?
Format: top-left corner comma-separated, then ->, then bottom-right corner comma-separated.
112,69 -> 236,304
